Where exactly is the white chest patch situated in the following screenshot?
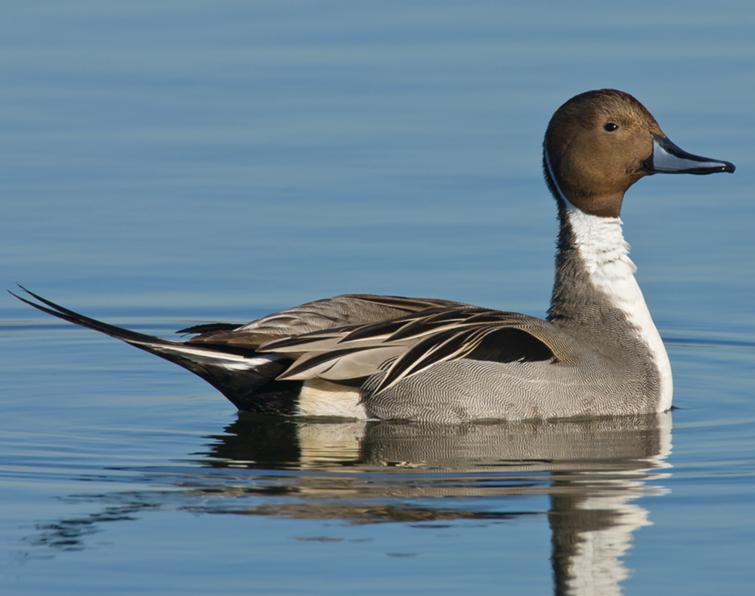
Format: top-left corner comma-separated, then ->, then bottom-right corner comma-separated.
298,379 -> 368,419
565,205 -> 673,411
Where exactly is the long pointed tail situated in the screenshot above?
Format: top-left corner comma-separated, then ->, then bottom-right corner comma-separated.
10,287 -> 293,412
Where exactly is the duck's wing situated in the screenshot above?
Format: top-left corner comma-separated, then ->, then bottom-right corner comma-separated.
183,294 -> 462,349
261,307 -> 578,392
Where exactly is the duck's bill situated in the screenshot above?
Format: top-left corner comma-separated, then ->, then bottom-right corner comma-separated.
643,135 -> 735,175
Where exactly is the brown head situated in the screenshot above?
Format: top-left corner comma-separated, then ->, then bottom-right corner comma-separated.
543,89 -> 735,218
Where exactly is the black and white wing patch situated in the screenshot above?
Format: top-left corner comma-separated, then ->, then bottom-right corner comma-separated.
370,324 -> 556,395
260,306 -> 563,388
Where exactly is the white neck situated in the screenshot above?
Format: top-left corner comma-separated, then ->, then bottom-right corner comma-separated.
565,204 -> 673,412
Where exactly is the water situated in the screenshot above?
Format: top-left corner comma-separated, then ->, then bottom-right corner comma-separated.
1,1 -> 754,594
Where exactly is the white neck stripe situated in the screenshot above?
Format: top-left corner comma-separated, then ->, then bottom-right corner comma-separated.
563,207 -> 672,411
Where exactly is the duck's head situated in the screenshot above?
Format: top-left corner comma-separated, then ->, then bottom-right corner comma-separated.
543,89 -> 735,218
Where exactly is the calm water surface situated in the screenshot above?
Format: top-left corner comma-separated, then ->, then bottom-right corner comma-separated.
2,1 -> 755,594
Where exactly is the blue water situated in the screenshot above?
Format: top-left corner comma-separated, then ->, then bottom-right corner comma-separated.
2,1 -> 755,594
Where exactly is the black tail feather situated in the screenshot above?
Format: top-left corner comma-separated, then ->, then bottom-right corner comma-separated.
11,285 -> 167,346
177,322 -> 242,335
10,287 -> 298,413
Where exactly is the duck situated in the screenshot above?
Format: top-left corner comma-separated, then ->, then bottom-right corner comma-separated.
12,89 -> 735,423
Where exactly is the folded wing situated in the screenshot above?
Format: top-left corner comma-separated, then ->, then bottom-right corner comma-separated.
260,307 -> 576,394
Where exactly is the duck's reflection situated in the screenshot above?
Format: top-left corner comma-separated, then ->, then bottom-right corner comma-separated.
207,413 -> 671,594
35,413 -> 671,595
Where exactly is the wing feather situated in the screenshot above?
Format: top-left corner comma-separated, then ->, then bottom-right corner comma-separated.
264,305 -> 574,391
278,345 -> 405,381
178,293 -> 574,393
188,294 -> 462,348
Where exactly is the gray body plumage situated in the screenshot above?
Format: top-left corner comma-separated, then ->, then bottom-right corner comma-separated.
365,356 -> 655,423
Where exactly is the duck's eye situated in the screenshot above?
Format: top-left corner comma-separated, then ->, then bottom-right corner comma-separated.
604,122 -> 619,132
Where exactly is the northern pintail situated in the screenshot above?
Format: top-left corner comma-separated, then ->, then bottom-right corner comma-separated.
13,89 -> 735,422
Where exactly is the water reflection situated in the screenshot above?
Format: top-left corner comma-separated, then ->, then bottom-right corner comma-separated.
34,413 -> 671,595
